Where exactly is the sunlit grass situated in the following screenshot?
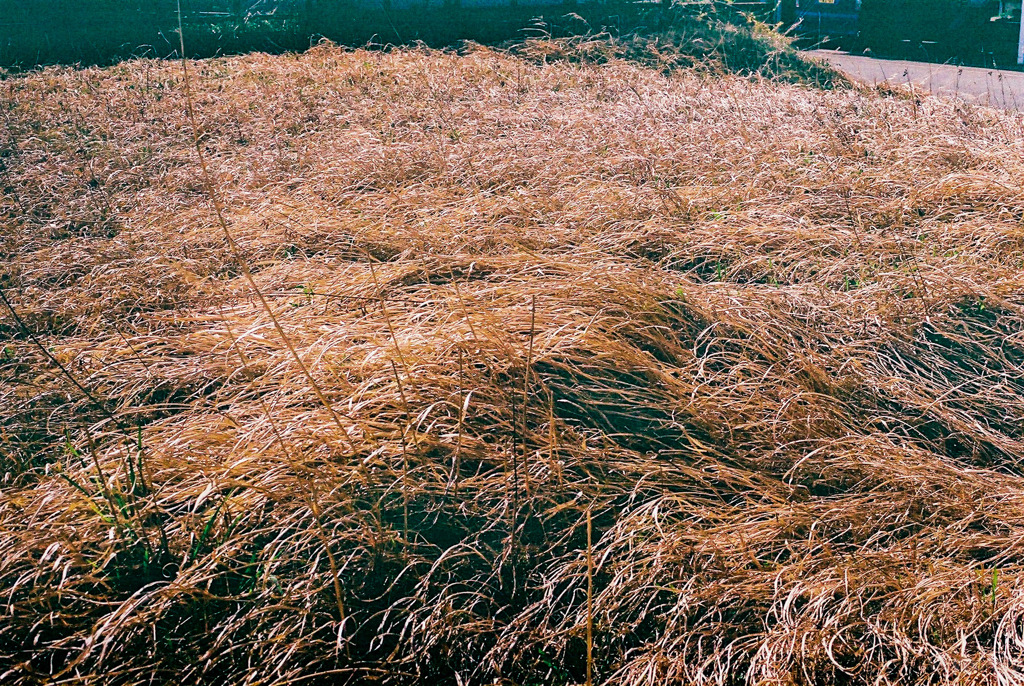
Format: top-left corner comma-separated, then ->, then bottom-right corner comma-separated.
1,40 -> 1024,685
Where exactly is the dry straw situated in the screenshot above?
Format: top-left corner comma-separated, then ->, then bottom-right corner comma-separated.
1,35 -> 1024,686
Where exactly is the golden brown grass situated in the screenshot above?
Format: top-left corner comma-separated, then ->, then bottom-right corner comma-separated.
2,41 -> 1024,685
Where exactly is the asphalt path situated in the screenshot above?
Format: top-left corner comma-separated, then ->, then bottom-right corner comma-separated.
806,50 -> 1024,111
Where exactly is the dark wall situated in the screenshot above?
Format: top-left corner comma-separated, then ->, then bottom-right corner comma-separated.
795,0 -> 860,40
0,0 -> 300,67
0,0 -> 642,69
860,0 -> 1021,66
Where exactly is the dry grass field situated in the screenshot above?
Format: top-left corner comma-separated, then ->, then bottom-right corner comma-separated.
2,38 -> 1024,685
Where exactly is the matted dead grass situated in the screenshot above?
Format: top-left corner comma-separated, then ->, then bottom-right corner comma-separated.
2,42 -> 1024,685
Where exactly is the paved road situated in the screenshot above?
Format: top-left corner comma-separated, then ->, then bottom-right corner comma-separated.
806,50 -> 1024,111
